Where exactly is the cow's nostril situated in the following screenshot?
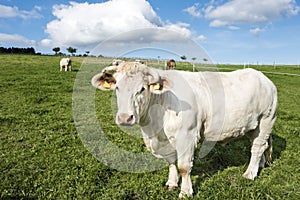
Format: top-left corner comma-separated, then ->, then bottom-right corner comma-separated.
117,113 -> 135,125
127,115 -> 134,123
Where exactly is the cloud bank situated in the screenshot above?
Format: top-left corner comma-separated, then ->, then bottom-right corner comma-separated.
184,0 -> 299,29
41,0 -> 193,49
0,4 -> 42,19
205,0 -> 299,27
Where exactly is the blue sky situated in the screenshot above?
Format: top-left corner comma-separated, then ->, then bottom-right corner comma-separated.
0,0 -> 300,64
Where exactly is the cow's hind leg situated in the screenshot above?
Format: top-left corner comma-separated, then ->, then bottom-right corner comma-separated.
244,117 -> 274,180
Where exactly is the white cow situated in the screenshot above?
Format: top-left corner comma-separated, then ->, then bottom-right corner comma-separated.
112,59 -> 125,66
91,62 -> 277,198
60,58 -> 72,71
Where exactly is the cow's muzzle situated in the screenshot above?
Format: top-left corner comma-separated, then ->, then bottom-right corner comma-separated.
116,113 -> 136,126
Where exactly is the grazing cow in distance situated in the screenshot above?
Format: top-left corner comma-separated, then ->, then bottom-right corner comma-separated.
135,59 -> 145,64
60,58 -> 72,71
91,62 -> 277,198
166,59 -> 176,70
112,59 -> 125,66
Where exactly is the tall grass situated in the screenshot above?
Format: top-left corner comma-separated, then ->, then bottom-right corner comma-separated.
0,55 -> 299,199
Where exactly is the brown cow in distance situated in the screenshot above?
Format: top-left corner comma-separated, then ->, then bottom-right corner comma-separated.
166,59 -> 176,70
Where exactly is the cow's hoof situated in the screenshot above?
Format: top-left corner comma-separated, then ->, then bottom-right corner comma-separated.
165,182 -> 178,191
179,191 -> 192,199
168,185 -> 177,191
166,180 -> 178,191
243,171 -> 255,180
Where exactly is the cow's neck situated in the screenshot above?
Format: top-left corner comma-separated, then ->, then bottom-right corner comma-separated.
139,91 -> 180,126
139,92 -> 165,126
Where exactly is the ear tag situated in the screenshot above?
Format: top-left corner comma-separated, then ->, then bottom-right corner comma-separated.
103,81 -> 111,89
153,83 -> 160,90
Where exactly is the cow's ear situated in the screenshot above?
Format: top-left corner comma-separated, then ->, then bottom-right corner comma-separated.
149,77 -> 170,94
91,72 -> 116,91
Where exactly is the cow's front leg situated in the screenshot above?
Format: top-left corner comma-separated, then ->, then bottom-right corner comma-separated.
166,163 -> 178,190
177,139 -> 195,198
178,162 -> 193,198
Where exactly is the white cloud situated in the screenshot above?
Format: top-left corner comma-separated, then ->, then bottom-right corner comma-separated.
228,25 -> 240,30
250,27 -> 264,36
163,22 -> 191,38
0,4 -> 42,19
183,3 -> 202,18
0,4 -> 17,18
209,19 -> 229,27
0,33 -> 36,46
42,0 -> 192,49
204,0 -> 299,27
197,35 -> 207,41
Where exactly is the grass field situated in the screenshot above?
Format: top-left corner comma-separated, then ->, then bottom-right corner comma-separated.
0,54 -> 299,199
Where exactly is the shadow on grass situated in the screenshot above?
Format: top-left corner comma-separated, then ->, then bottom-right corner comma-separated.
191,134 -> 286,184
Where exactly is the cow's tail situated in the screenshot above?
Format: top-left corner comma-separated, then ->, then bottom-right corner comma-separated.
264,81 -> 276,167
264,136 -> 272,166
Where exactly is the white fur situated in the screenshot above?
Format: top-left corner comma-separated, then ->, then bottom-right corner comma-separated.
59,58 -> 72,71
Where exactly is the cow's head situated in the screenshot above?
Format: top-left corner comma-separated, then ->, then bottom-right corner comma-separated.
92,62 -> 170,126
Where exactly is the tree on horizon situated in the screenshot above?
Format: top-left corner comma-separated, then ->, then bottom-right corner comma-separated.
52,47 -> 60,55
67,47 -> 77,56
180,55 -> 187,61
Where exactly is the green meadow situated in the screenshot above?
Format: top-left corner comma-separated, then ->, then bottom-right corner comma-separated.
0,54 -> 299,199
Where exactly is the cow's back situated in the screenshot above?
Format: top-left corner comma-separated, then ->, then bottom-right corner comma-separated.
60,58 -> 70,66
200,68 -> 277,141
220,68 -> 277,115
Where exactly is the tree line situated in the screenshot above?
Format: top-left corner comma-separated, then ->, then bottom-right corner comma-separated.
0,47 -> 36,54
0,46 -> 89,56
